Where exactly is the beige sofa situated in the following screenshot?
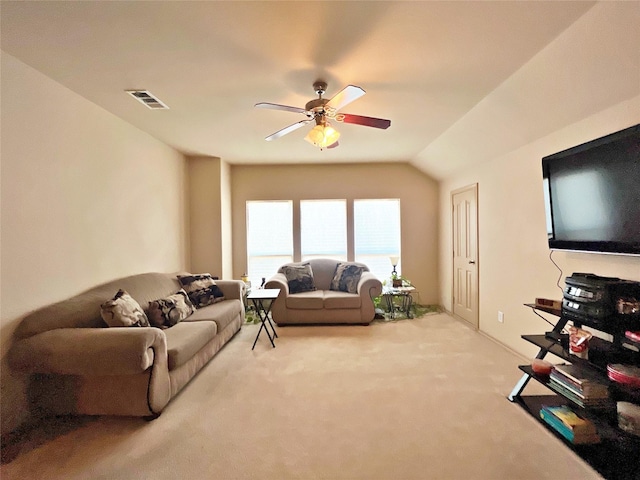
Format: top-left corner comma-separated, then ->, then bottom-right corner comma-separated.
8,272 -> 244,419
265,258 -> 382,325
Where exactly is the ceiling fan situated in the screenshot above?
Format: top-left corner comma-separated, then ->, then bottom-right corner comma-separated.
255,81 -> 391,149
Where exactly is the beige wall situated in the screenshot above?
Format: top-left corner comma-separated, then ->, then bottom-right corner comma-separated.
220,160 -> 233,278
0,53 -> 189,435
439,96 -> 640,359
231,163 -> 439,303
187,156 -> 233,278
436,1 -> 640,360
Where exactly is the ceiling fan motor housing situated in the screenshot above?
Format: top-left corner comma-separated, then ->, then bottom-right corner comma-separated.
305,98 -> 330,120
313,81 -> 328,96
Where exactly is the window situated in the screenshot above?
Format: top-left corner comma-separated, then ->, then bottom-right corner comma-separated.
246,201 -> 293,287
245,198 -> 401,284
354,199 -> 401,282
301,200 -> 347,261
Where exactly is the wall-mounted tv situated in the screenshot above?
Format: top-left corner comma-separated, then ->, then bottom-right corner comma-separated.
542,123 -> 640,256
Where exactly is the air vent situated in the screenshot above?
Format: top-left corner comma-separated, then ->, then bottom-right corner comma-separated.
125,90 -> 169,110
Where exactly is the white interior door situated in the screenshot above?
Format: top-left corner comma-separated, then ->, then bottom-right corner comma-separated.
452,184 -> 479,328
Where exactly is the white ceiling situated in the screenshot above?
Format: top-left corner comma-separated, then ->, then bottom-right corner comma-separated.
1,1 -> 599,176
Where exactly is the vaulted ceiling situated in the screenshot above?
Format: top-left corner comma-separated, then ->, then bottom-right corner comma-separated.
1,1 -> 608,178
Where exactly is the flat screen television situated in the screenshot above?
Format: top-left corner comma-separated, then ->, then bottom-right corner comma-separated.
542,123 -> 640,256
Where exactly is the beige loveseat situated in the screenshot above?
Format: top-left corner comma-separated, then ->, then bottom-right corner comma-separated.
8,272 -> 244,419
265,258 -> 382,325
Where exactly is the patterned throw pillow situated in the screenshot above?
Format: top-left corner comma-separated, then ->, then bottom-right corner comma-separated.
283,263 -> 316,294
330,263 -> 366,294
100,289 -> 150,327
177,273 -> 225,308
147,289 -> 196,328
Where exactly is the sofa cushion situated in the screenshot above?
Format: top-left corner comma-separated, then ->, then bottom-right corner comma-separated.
330,263 -> 366,294
147,289 -> 196,328
323,291 -> 362,309
285,290 -> 324,310
177,273 -> 225,308
100,289 -> 150,327
183,298 -> 243,333
283,263 -> 316,294
163,321 -> 218,370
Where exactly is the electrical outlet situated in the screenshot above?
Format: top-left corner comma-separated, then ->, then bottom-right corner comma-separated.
498,311 -> 504,323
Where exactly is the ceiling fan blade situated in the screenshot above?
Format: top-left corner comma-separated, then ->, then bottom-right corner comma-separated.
336,113 -> 391,129
325,85 -> 366,112
327,141 -> 339,149
265,119 -> 312,141
255,102 -> 308,115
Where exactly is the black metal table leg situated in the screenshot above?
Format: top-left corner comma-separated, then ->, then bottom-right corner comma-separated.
248,291 -> 280,350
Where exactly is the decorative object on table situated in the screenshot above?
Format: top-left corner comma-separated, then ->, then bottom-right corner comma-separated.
607,364 -> 640,388
390,255 -> 402,288
617,401 -> 640,436
531,359 -> 553,376
535,297 -> 562,311
617,296 -> 640,315
568,326 -> 592,359
625,330 -> 640,343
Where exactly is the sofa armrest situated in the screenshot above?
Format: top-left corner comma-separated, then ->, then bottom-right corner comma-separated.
357,272 -> 383,323
358,272 -> 383,299
215,280 -> 245,300
8,327 -> 166,376
265,273 -> 289,295
265,274 -> 289,324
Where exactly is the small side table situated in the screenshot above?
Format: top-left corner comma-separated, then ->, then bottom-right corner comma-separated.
382,287 -> 415,318
248,288 -> 280,350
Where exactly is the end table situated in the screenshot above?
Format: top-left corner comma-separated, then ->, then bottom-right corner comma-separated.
382,287 -> 415,318
247,288 -> 280,350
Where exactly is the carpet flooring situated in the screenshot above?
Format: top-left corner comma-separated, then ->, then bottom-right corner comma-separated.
1,313 -> 602,480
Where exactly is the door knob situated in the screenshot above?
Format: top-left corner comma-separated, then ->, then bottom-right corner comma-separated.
469,261 -> 476,264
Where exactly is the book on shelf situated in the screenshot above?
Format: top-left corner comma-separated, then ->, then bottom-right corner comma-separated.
553,364 -> 603,386
548,371 -> 609,399
551,364 -> 609,397
547,380 -> 609,408
539,405 -> 600,444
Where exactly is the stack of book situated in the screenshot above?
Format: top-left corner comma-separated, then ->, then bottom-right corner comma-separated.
549,364 -> 610,408
540,405 -> 601,444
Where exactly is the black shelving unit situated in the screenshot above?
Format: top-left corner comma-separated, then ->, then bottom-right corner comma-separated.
509,304 -> 640,480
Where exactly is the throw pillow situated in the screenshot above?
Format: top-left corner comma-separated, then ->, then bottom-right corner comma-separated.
147,289 -> 196,328
177,273 -> 225,308
330,263 -> 366,294
283,263 -> 316,294
100,289 -> 150,328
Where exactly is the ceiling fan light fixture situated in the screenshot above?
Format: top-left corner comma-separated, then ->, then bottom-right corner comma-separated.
304,122 -> 341,149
